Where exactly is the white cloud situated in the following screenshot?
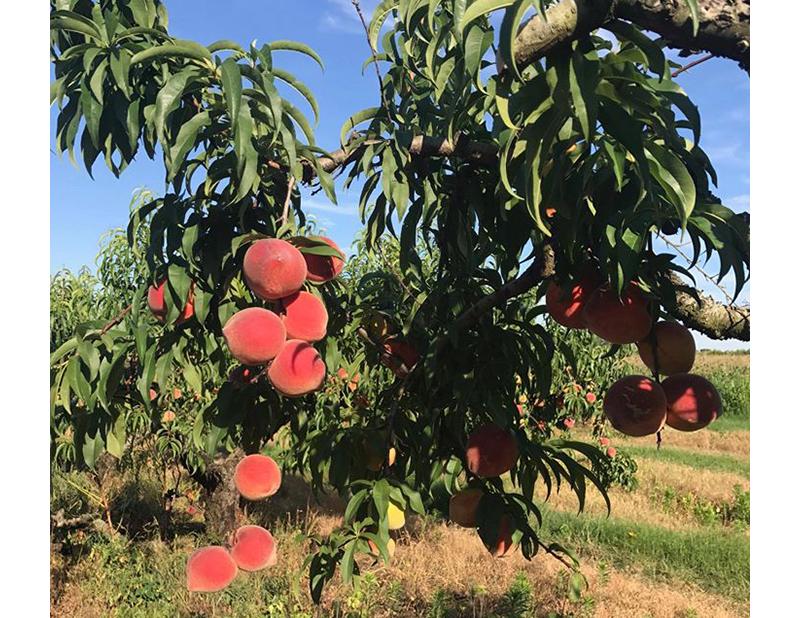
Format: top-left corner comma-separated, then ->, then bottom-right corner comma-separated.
724,194 -> 750,211
304,198 -> 359,217
320,0 -> 381,35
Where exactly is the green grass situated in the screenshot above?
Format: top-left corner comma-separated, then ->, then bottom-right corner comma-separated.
624,445 -> 749,478
707,415 -> 750,433
540,508 -> 750,601
703,368 -> 750,419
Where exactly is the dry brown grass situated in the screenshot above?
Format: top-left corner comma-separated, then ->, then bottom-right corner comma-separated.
624,351 -> 749,374
636,459 -> 749,503
613,427 -> 750,457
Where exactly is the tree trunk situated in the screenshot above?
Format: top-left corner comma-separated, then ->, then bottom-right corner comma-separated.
193,449 -> 244,540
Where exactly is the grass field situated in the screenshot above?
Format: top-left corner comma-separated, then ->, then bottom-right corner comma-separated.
51,352 -> 749,617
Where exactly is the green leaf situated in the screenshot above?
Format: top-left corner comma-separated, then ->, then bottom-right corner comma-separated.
461,0 -> 515,35
368,1 -> 399,52
283,101 -> 316,145
269,40 -> 325,71
208,39 -> 245,54
340,107 -> 380,147
683,0 -> 700,36
569,50 -> 598,142
168,111 -> 211,180
498,0 -> 532,80
273,68 -> 320,123
605,20 -> 667,80
153,70 -> 196,144
109,50 -> 132,98
220,58 -> 243,128
51,12 -> 105,42
131,42 -> 211,65
645,142 -> 697,225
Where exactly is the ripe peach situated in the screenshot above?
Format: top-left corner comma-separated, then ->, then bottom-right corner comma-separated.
149,387 -> 158,401
606,447 -> 617,458
279,291 -> 328,342
584,284 -> 652,344
466,424 -> 519,478
172,388 -> 183,400
186,546 -> 237,592
661,373 -> 722,432
598,436 -> 610,447
223,308 -> 286,366
545,277 -> 598,329
585,392 -> 597,404
484,514 -> 515,558
233,454 -> 282,500
162,410 -> 175,423
292,236 -> 345,283
448,488 -> 483,528
564,418 -> 575,429
148,279 -> 194,324
230,525 -> 277,571
636,322 -> 696,376
267,340 -> 326,397
381,339 -> 420,377
603,375 -> 667,437
243,238 -> 307,300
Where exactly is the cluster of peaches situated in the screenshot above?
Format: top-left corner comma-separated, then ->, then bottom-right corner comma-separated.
186,454 -> 283,592
447,424 -> 521,557
545,275 -> 723,437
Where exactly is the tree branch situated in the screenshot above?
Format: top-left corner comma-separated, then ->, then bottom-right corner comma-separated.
664,272 -> 750,341
511,0 -> 749,73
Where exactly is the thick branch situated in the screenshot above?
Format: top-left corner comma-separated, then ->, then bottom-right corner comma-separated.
513,0 -> 749,72
664,272 -> 749,341
449,244 -> 556,337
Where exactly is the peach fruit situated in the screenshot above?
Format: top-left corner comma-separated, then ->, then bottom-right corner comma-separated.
466,424 -> 519,478
267,340 -> 327,397
279,291 -> 328,342
148,279 -> 194,324
545,277 -> 598,329
243,238 -> 307,300
603,375 -> 667,437
583,284 -> 652,344
636,321 -> 696,376
223,307 -> 286,366
233,454 -> 282,500
448,488 -> 483,528
230,525 -> 277,571
186,546 -> 237,592
661,373 -> 722,431
293,236 -> 345,283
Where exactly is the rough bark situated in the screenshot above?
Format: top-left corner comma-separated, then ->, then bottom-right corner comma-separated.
513,0 -> 750,72
192,449 -> 245,539
664,272 -> 750,340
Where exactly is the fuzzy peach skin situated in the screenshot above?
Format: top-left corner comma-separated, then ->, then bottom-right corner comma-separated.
603,375 -> 667,437
466,424 -> 519,478
243,238 -> 307,300
186,546 -> 237,592
279,291 -> 328,342
223,307 -> 286,365
233,454 -> 282,500
230,525 -> 277,571
267,340 -> 327,397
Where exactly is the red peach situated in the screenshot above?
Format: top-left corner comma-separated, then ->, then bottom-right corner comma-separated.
636,321 -> 696,376
293,236 -> 345,283
243,238 -> 307,300
661,373 -> 722,432
147,279 -> 194,325
466,424 -> 519,478
279,291 -> 328,342
603,375 -> 667,437
230,525 -> 277,571
186,546 -> 237,592
223,308 -> 286,365
233,454 -> 282,500
584,284 -> 652,344
267,340 -> 327,397
449,489 -> 483,528
545,277 -> 598,329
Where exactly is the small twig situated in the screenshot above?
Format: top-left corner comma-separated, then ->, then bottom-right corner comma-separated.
671,53 -> 714,78
657,232 -> 735,303
100,304 -> 132,335
281,176 -> 296,226
351,0 -> 390,111
541,541 -> 579,572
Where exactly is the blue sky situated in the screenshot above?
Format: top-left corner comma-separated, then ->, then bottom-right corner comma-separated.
50,1 -> 749,348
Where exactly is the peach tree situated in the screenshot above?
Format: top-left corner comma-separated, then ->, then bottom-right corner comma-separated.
50,0 -> 749,599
